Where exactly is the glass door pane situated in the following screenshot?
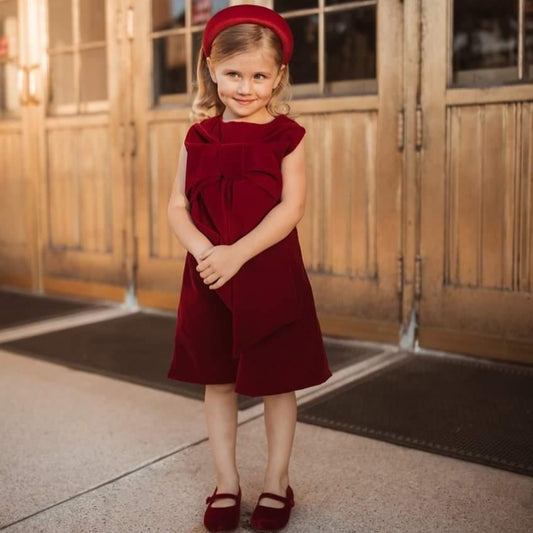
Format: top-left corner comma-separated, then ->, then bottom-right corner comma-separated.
80,47 -> 107,102
325,4 -> 376,94
48,52 -> 75,107
80,0 -> 106,43
526,0 -> 533,79
152,0 -> 185,31
48,0 -> 73,48
47,0 -> 108,114
0,0 -> 20,118
153,33 -> 186,105
150,0 -> 229,106
452,0 -> 519,85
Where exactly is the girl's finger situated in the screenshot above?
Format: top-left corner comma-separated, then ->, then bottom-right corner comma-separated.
209,277 -> 225,289
204,273 -> 220,285
198,266 -> 213,278
196,260 -> 210,272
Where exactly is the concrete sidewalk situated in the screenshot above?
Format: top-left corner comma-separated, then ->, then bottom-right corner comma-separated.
1,341 -> 532,532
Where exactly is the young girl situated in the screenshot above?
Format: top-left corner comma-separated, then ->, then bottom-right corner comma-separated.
166,5 -> 332,531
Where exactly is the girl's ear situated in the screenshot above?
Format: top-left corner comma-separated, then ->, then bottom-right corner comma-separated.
206,57 -> 217,84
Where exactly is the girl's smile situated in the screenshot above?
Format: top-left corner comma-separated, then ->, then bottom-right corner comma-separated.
207,49 -> 284,123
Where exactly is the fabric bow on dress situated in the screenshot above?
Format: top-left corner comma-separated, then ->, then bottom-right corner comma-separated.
184,118 -> 303,359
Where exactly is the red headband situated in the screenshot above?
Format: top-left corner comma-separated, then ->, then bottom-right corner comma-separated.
202,5 -> 294,65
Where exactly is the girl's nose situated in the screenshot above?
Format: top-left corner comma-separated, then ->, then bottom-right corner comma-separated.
237,78 -> 252,94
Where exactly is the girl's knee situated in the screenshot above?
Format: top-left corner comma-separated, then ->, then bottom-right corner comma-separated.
206,382 -> 236,394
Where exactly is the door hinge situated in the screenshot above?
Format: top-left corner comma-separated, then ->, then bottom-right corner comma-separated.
397,253 -> 404,296
121,228 -> 127,271
414,254 -> 422,300
397,253 -> 404,323
129,121 -> 137,156
132,235 -> 139,276
126,7 -> 134,40
415,105 -> 423,151
397,108 -> 405,152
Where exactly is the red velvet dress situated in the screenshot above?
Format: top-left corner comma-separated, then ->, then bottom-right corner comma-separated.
166,114 -> 332,396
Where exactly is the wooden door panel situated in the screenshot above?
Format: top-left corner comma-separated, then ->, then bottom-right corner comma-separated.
146,121 -> 187,262
45,124 -> 113,254
298,111 -> 378,280
135,118 -> 189,303
444,103 -> 531,293
297,108 -> 398,334
42,121 -> 127,294
418,0 -> 533,363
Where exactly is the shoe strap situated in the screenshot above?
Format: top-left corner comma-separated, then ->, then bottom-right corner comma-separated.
206,489 -> 240,505
257,491 -> 294,506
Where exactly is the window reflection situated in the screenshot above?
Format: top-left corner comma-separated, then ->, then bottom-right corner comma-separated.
153,34 -> 186,104
274,0 -> 317,11
326,6 -> 375,83
152,0 -> 229,31
48,0 -> 107,113
453,0 -> 518,85
152,0 -> 185,31
526,0 -> 533,79
49,53 -> 75,107
151,1 -> 229,102
192,30 -> 203,84
80,48 -> 107,102
80,0 -> 106,43
326,0 -> 367,5
192,0 -> 228,25
287,15 -> 318,86
48,0 -> 73,48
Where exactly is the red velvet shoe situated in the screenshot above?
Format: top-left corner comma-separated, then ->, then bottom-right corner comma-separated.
250,485 -> 295,531
203,486 -> 241,532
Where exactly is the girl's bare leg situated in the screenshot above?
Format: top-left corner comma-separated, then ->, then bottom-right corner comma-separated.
204,383 -> 240,508
260,391 -> 297,508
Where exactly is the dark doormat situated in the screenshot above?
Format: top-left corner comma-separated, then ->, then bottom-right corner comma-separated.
0,289 -> 108,329
297,353 -> 533,477
324,339 -> 383,372
0,312 -> 381,410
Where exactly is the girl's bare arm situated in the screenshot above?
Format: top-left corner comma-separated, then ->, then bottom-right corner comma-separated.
167,143 -> 213,262
232,138 -> 307,263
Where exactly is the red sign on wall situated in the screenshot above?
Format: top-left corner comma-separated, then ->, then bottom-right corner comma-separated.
0,36 -> 9,58
192,0 -> 211,25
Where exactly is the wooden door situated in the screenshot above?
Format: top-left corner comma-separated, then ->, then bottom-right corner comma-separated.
0,0 -> 35,288
34,0 -> 131,301
131,0 -> 404,345
291,0 -> 404,343
418,0 -> 533,364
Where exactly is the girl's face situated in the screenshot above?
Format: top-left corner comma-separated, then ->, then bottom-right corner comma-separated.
207,47 -> 284,123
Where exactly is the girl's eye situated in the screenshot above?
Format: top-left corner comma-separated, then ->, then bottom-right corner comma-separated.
227,72 -> 239,78
254,74 -> 266,80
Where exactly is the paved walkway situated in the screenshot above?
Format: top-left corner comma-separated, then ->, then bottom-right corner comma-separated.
0,315 -> 532,532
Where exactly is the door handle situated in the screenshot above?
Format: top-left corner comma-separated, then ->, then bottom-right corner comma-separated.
17,65 -> 29,105
17,65 -> 40,105
28,64 -> 40,105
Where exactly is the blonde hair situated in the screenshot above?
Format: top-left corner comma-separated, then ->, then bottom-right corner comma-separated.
191,23 -> 291,122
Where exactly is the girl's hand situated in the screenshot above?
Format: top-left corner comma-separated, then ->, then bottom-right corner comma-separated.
196,245 -> 244,290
